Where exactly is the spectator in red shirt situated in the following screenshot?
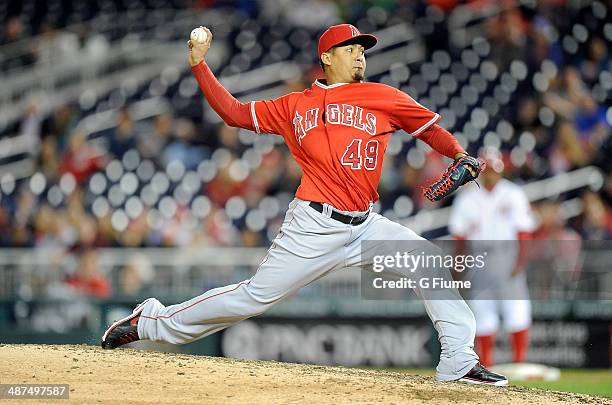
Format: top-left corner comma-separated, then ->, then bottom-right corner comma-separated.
65,249 -> 111,299
60,131 -> 106,185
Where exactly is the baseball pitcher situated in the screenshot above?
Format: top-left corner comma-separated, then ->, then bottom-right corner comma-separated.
102,24 -> 507,385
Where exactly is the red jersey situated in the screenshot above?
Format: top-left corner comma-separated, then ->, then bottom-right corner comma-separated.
249,80 -> 440,211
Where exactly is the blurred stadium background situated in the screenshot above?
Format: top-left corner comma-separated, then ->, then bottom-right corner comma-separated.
0,0 -> 611,393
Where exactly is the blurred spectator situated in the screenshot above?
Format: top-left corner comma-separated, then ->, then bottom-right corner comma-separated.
42,104 -> 78,153
532,199 -> 581,241
162,118 -> 208,170
0,206 -> 11,245
118,213 -> 151,247
485,8 -> 526,70
525,15 -> 554,70
244,149 -> 287,203
1,17 -> 27,44
573,94 -> 610,152
207,161 -> 249,206
581,37 -> 609,85
1,17 -> 36,70
64,249 -> 111,298
516,97 -> 541,133
572,192 -> 612,240
34,205 -> 67,249
108,108 -> 137,159
66,187 -> 86,220
217,124 -> 242,153
138,113 -> 173,159
59,131 -> 106,184
241,229 -> 264,247
19,102 -> 42,157
74,213 -> 99,249
119,253 -> 154,297
548,120 -> 587,174
12,187 -> 37,246
530,198 -> 583,298
544,67 -> 586,119
95,214 -> 118,247
37,136 -> 61,180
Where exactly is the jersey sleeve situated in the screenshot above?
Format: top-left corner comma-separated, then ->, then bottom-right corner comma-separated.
391,90 -> 440,136
250,94 -> 293,136
512,189 -> 537,232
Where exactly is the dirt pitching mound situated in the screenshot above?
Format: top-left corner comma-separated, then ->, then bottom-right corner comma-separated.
0,344 -> 608,404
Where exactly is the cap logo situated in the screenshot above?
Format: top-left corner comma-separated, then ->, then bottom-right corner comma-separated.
349,25 -> 359,37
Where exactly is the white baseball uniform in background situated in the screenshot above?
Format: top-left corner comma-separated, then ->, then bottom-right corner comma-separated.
449,179 -> 536,337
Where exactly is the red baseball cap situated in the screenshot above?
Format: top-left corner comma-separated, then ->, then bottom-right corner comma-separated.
318,24 -> 378,58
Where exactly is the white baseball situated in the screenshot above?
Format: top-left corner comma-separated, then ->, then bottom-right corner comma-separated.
190,27 -> 208,44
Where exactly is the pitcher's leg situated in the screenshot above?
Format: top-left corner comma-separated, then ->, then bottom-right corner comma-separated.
138,200 -> 347,345
409,242 -> 478,381
346,214 -> 478,381
423,298 -> 478,381
138,242 -> 342,344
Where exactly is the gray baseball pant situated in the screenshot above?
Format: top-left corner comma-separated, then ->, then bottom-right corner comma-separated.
137,198 -> 478,381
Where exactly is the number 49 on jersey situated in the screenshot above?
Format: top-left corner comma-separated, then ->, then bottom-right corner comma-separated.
341,139 -> 379,170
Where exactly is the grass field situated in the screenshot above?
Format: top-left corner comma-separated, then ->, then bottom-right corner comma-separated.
393,368 -> 612,398
512,369 -> 612,398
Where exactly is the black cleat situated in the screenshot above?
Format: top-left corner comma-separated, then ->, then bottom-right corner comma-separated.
101,300 -> 149,349
458,362 -> 508,386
